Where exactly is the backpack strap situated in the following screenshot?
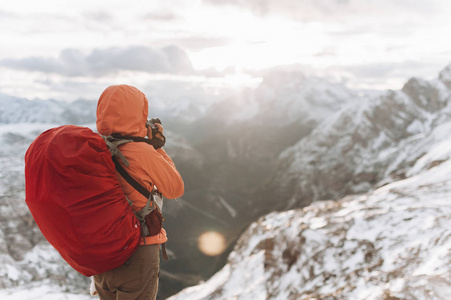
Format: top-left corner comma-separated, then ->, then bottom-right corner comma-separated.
112,155 -> 151,199
103,136 -> 132,166
111,133 -> 166,149
105,136 -> 170,260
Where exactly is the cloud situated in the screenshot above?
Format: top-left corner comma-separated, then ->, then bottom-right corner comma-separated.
203,0 -> 443,22
0,45 -> 194,77
203,0 -> 353,19
142,11 -> 180,21
344,61 -> 445,80
0,9 -> 15,18
321,60 -> 448,91
82,10 -> 114,23
168,37 -> 232,51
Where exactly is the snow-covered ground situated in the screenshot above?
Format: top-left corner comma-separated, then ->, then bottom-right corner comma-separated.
169,138 -> 451,300
0,282 -> 92,300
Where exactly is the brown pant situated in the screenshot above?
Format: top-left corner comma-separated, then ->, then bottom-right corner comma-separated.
94,245 -> 160,300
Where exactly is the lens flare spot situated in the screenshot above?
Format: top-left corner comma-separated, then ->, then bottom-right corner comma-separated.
198,231 -> 226,256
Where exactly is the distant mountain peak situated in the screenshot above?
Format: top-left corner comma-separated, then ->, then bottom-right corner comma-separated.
0,96 -> 96,125
439,63 -> 451,88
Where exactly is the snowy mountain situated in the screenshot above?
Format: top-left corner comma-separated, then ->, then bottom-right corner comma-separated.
269,72 -> 451,210
204,69 -> 359,127
168,64 -> 451,299
1,63 -> 451,299
169,133 -> 451,300
0,95 -> 96,125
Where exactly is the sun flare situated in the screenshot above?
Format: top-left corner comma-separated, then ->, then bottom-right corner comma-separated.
198,231 -> 227,256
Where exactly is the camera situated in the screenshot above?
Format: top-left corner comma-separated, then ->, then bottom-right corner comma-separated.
145,118 -> 165,149
146,118 -> 162,137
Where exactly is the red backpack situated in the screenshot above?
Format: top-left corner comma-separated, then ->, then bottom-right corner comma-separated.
24,125 -> 142,276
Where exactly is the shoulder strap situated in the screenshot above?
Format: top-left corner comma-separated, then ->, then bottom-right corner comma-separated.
111,133 -> 166,149
103,134 -> 153,198
108,140 -> 170,261
110,146 -> 160,219
103,136 -> 132,166
112,153 -> 157,232
112,155 -> 151,199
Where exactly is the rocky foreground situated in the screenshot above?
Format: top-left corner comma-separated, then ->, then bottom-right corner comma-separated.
169,150 -> 451,300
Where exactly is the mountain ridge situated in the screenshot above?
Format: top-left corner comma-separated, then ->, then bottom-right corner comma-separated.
169,140 -> 451,299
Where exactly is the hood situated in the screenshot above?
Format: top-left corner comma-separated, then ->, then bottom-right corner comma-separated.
96,85 -> 148,137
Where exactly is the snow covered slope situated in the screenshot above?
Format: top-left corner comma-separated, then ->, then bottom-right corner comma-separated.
169,137 -> 451,300
272,72 -> 451,208
0,281 -> 92,300
0,95 -> 96,125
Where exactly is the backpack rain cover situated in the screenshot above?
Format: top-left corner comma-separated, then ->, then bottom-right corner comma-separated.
25,125 -> 141,276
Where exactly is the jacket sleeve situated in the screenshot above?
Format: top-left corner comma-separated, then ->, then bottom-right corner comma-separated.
143,147 -> 184,199
156,148 -> 178,169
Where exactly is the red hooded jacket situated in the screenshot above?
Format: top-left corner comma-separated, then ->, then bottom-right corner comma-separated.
96,85 -> 184,245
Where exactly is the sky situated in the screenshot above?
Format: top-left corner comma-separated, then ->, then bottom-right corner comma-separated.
0,0 -> 451,101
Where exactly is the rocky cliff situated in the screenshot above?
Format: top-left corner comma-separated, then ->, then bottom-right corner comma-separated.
169,134 -> 451,299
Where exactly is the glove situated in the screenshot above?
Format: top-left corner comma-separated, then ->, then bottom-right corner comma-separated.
147,123 -> 166,149
147,123 -> 164,139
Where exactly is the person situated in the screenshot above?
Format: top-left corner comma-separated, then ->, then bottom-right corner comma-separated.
93,84 -> 184,300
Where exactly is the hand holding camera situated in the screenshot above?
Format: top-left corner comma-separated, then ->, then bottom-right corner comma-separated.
146,118 -> 166,149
